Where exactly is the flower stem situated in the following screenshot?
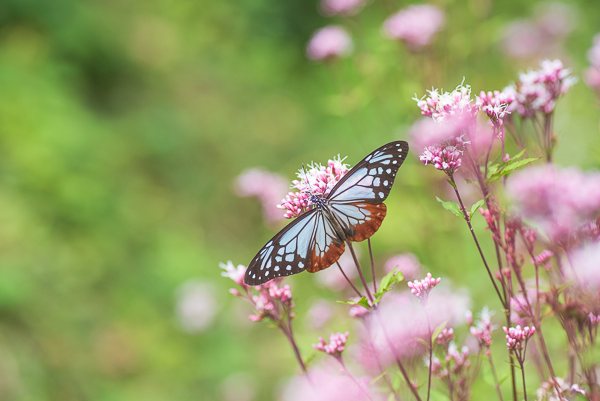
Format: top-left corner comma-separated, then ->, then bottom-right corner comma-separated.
280,317 -> 307,374
487,352 -> 505,401
518,358 -> 528,401
449,176 -> 505,306
347,241 -> 375,305
367,238 -> 378,294
335,261 -> 364,299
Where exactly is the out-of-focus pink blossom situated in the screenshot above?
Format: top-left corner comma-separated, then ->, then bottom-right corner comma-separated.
235,168 -> 288,224
533,249 -> 554,269
307,300 -> 334,329
220,261 -> 247,287
307,26 -> 353,61
502,3 -> 576,60
536,377 -> 586,401
567,242 -> 600,293
589,312 -> 600,326
320,0 -> 365,16
278,156 -> 349,219
383,5 -> 445,51
281,362 -> 381,401
313,332 -> 349,358
317,248 -> 358,290
506,165 -> 600,242
407,272 -> 441,299
506,59 -> 576,117
446,342 -> 470,370
349,304 -> 369,319
239,280 -> 294,322
470,307 -> 494,349
360,288 -> 469,368
383,253 -> 421,280
175,281 -> 218,333
436,327 -> 454,345
585,34 -> 600,95
503,325 -> 535,351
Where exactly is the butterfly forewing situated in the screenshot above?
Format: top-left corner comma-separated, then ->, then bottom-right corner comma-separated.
327,141 -> 408,204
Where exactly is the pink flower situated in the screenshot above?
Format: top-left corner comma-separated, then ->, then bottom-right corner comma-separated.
407,272 -> 441,299
281,362 -> 381,401
506,165 -> 600,242
247,280 -> 293,322
506,59 -> 576,117
469,307 -> 494,349
278,156 -> 349,218
361,289 -> 469,367
475,90 -> 513,126
349,304 -> 369,319
307,26 -> 353,61
313,332 -> 349,358
414,84 -> 476,122
235,168 -> 288,224
220,261 -> 247,287
533,249 -> 554,269
585,34 -> 600,94
536,377 -> 586,401
501,3 -> 576,60
419,143 -> 464,176
436,327 -> 454,345
503,325 -> 535,351
383,5 -> 445,51
320,0 -> 365,16
175,281 -> 218,333
383,253 -> 421,280
307,300 -> 334,329
567,243 -> 600,293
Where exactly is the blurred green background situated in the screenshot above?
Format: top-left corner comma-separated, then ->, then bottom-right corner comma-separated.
0,0 -> 599,400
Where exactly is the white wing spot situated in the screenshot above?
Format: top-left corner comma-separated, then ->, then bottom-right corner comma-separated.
374,177 -> 380,186
386,168 -> 391,173
274,266 -> 280,272
377,167 -> 383,174
285,254 -> 294,262
265,271 -> 270,276
384,180 -> 389,186
286,265 -> 292,271
392,160 -> 398,164
298,262 -> 304,268
379,192 -> 385,198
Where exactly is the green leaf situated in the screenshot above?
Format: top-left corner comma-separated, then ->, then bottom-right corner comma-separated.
374,270 -> 404,303
436,196 -> 463,218
469,199 -> 485,219
487,151 -> 538,182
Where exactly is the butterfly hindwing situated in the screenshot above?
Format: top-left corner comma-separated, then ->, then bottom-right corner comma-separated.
307,211 -> 346,273
329,202 -> 387,242
327,141 -> 408,204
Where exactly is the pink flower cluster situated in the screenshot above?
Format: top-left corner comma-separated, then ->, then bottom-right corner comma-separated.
585,34 -> 600,94
248,281 -> 293,322
320,0 -> 365,17
307,26 -> 353,62
536,377 -> 586,401
383,253 -> 422,280
503,325 -> 535,351
235,168 -> 288,224
313,331 -> 349,358
469,308 -> 494,349
415,84 -> 475,122
589,312 -> 600,326
436,327 -> 454,345
505,59 -> 576,117
419,142 -> 464,176
220,261 -> 247,287
407,273 -> 441,299
475,90 -> 514,126
278,156 -> 349,218
506,165 -> 600,242
383,5 -> 445,51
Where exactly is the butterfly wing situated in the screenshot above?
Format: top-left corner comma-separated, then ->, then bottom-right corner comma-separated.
326,141 -> 408,241
244,209 -> 345,285
327,140 -> 409,205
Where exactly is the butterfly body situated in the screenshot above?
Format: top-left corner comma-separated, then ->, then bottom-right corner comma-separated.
244,141 -> 409,286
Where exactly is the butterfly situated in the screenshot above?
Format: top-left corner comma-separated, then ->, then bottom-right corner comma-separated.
244,141 -> 409,286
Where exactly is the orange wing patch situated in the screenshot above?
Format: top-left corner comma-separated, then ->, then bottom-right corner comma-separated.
307,240 -> 345,273
347,202 -> 387,242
